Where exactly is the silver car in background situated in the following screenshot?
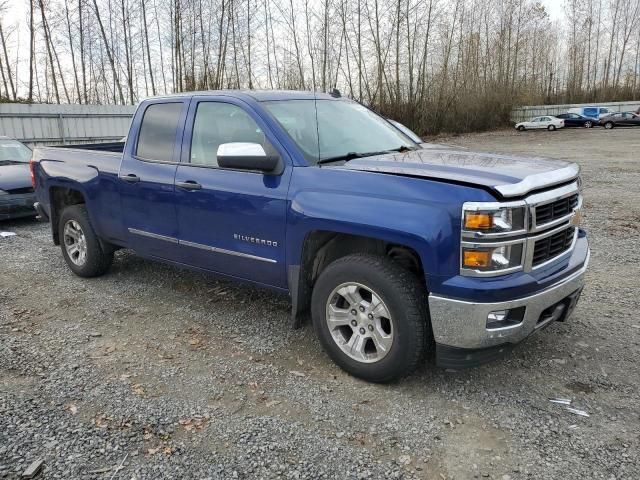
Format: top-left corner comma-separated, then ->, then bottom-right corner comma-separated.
515,116 -> 565,132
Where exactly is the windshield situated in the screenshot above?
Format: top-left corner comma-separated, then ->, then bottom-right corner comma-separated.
0,139 -> 32,163
263,99 -> 416,164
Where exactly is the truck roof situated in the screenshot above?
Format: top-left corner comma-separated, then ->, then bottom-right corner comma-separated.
142,90 -> 341,102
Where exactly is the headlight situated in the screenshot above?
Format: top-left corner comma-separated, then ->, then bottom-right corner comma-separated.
463,204 -> 526,235
461,202 -> 527,276
461,243 -> 524,272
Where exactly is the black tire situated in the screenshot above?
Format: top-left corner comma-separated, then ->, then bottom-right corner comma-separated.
548,125 -> 556,131
311,253 -> 428,383
584,121 -> 593,128
59,204 -> 113,277
604,122 -> 614,130
517,125 -> 525,132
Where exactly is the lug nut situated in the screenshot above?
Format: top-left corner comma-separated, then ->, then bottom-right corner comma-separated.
351,320 -> 357,327
368,324 -> 374,331
368,313 -> 373,319
359,306 -> 365,312
359,327 -> 366,334
351,309 -> 357,315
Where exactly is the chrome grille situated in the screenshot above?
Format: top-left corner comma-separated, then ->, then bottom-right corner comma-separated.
532,227 -> 575,266
535,193 -> 579,226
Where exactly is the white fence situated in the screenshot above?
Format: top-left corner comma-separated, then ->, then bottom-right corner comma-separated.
511,100 -> 640,123
0,103 -> 136,146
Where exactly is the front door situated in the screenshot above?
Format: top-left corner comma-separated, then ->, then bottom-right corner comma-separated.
119,100 -> 189,260
174,97 -> 292,288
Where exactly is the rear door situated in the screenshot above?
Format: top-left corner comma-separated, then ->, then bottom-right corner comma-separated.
119,99 -> 189,260
621,113 -> 640,126
173,96 -> 292,287
556,113 -> 573,126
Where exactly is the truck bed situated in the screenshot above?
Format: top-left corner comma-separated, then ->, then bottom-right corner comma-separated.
56,141 -> 126,153
32,146 -> 122,178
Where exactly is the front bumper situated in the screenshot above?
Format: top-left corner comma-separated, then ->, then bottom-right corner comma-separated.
429,249 -> 589,368
0,192 -> 37,220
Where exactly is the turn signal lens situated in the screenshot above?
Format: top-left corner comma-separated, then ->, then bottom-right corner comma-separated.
29,157 -> 36,188
463,250 -> 492,268
464,212 -> 493,230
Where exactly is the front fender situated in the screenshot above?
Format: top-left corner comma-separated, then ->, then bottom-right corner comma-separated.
286,166 -> 496,287
287,190 -> 456,283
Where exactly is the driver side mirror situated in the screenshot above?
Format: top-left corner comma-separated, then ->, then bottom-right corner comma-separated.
217,143 -> 281,174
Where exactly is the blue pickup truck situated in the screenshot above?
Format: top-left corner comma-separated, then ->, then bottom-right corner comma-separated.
31,90 -> 589,382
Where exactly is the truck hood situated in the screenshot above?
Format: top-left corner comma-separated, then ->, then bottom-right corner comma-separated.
0,162 -> 32,191
335,148 -> 579,198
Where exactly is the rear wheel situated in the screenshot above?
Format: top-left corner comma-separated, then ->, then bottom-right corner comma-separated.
604,121 -> 614,129
59,205 -> 113,277
584,121 -> 593,128
311,253 -> 428,383
548,125 -> 556,131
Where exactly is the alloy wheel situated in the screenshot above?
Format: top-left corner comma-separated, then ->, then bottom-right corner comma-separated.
325,282 -> 394,363
63,220 -> 88,266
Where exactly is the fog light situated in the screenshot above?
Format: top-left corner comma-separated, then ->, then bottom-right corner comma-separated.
486,307 -> 525,330
487,310 -> 508,323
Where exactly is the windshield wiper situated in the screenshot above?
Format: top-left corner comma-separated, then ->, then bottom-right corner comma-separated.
317,146 -> 415,165
386,145 -> 416,153
0,160 -> 26,166
317,152 -> 369,165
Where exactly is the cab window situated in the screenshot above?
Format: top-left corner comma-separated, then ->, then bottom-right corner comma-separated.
136,103 -> 182,162
190,102 -> 270,167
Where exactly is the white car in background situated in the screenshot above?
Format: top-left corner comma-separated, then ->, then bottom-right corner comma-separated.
515,116 -> 565,132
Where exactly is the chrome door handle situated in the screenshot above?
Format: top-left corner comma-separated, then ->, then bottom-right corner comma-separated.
120,173 -> 140,183
176,180 -> 202,190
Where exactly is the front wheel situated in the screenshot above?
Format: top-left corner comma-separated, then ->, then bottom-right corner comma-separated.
604,122 -> 614,129
548,125 -> 556,131
311,253 -> 428,383
584,121 -> 593,128
517,125 -> 525,132
59,205 -> 113,277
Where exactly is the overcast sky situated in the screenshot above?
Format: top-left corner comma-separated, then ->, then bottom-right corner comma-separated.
3,0 -> 567,27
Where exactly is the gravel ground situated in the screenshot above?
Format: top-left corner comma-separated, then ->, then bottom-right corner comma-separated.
1,127 -> 639,479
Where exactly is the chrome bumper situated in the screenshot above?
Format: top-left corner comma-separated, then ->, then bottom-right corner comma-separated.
428,250 -> 589,350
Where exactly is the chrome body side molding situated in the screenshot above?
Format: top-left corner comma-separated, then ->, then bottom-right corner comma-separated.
127,228 -> 277,263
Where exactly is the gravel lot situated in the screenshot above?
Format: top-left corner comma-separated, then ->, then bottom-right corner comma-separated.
1,127 -> 639,479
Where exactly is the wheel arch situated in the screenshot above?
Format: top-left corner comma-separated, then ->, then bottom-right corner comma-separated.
49,186 -> 87,245
289,229 -> 428,328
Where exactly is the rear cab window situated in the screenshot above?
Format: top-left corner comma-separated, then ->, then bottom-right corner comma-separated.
136,103 -> 183,162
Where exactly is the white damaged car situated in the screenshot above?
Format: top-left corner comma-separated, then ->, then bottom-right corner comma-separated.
515,116 -> 565,132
